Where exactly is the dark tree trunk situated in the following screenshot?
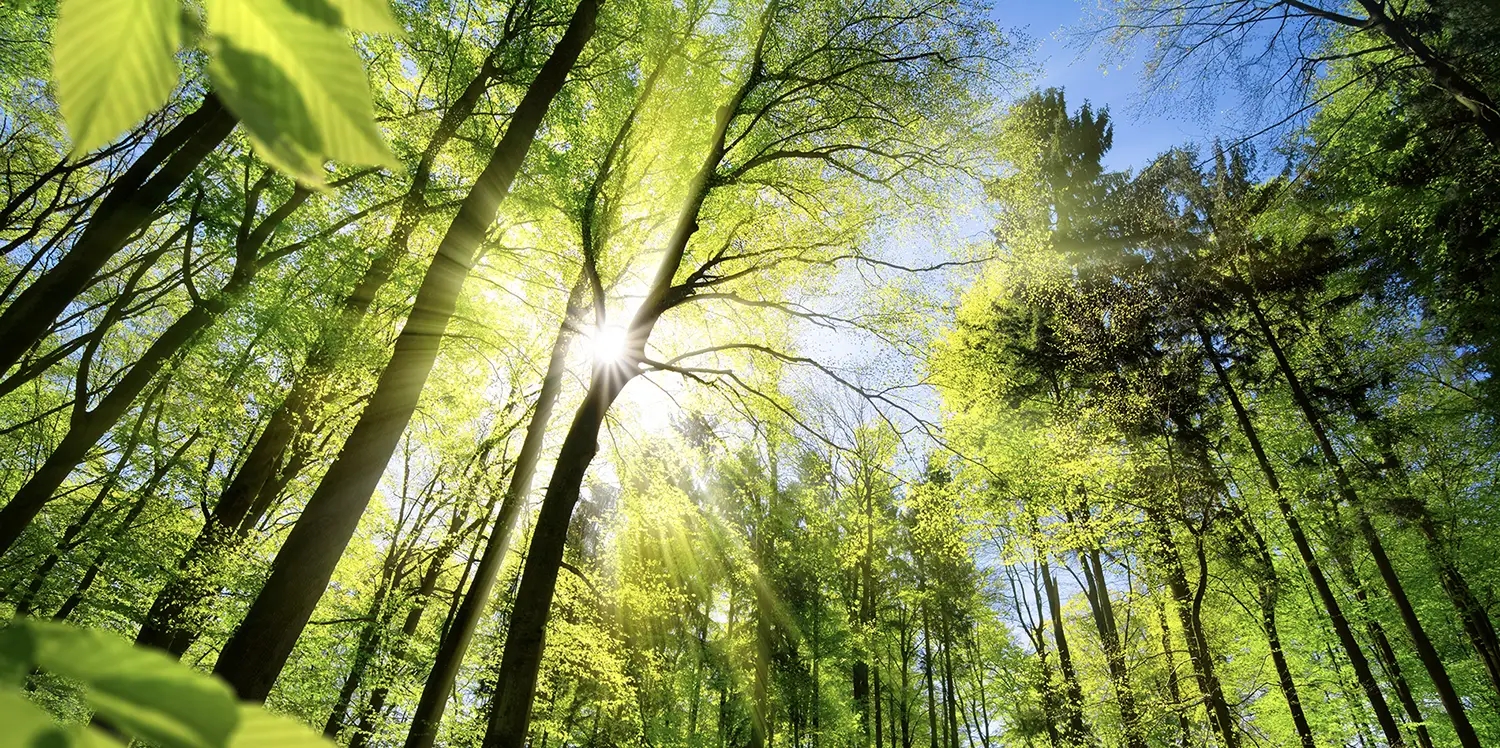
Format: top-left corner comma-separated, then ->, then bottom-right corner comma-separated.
1195,318 -> 1407,746
1349,403 -> 1500,702
1228,506 -> 1317,748
1078,547 -> 1144,748
1349,0 -> 1500,146
1247,296 -> 1481,748
348,529 -> 460,748
922,600 -> 939,748
10,384 -> 158,615
210,0 -> 599,701
400,277 -> 585,748
0,94 -> 236,374
0,184 -> 315,557
1150,513 -> 1239,748
46,430 -> 197,624
135,47 -> 507,657
1156,600 -> 1189,747
482,8 -> 755,738
323,566 -> 400,738
1040,559 -> 1089,744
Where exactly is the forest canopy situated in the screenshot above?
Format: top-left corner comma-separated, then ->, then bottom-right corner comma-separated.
2,0 -> 1499,746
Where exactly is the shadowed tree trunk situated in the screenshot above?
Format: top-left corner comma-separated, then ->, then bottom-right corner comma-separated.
399,32 -> 669,738
1077,543 -> 1145,748
1038,555 -> 1089,745
0,94 -> 236,375
210,0 -> 601,702
0,174 -> 363,556
1247,294 -> 1481,748
135,48 -> 510,657
480,9 -> 757,739
1195,318 -> 1407,746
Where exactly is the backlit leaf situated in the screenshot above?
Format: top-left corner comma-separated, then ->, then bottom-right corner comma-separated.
286,0 -> 402,34
204,0 -> 399,184
53,0 -> 183,154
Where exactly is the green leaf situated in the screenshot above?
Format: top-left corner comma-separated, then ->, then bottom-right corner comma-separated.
53,0 -> 183,154
0,689 -> 69,747
25,621 -> 239,748
204,0 -> 398,184
285,0 -> 401,34
0,621 -> 35,687
228,704 -> 338,748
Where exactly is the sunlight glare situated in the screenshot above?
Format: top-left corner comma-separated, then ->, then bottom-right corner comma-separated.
591,325 -> 629,364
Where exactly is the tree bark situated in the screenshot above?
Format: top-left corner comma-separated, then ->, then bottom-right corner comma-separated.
1247,295 -> 1481,748
1039,558 -> 1089,745
0,183 -> 316,557
1078,546 -> 1145,748
481,8 -> 759,738
1195,317 -> 1407,746
135,48 -> 508,656
0,94 -> 236,374
210,0 -> 599,701
1150,511 -> 1239,748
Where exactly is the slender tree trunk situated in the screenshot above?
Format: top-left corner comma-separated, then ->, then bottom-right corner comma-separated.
323,568 -> 399,737
482,9 -> 761,738
939,605 -> 959,748
1195,318 -> 1407,746
1322,511 -> 1436,748
136,49 -> 506,656
1228,507 -> 1317,748
1078,548 -> 1144,748
1352,406 -> 1500,701
11,385 -> 157,614
0,186 -> 315,557
753,584 -> 772,748
1150,512 -> 1238,748
1156,600 -> 1189,747
1247,296 -> 1481,748
349,538 -> 456,748
208,0 -> 598,701
50,430 -> 199,621
1040,559 -> 1089,744
0,94 -> 236,374
923,600 -> 939,748
401,276 -> 585,748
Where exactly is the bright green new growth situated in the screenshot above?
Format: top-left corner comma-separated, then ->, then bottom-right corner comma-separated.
51,0 -> 399,184
0,618 -> 336,748
203,0 -> 400,183
53,0 -> 183,155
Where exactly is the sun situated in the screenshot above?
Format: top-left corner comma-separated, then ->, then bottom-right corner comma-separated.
590,325 -> 629,364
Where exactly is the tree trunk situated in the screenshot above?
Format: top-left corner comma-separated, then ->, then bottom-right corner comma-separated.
136,47 -> 506,657
401,276 -> 585,748
210,0 -> 599,701
0,184 -> 313,557
1156,600 -> 1189,747
1040,559 -> 1089,744
10,384 -> 158,615
1078,547 -> 1144,748
322,567 -> 399,737
48,430 -> 197,622
1195,317 -> 1407,746
0,94 -> 236,374
1349,0 -> 1500,146
482,7 -> 758,737
922,600 -> 939,748
1247,296 -> 1480,748
1351,404 -> 1500,702
939,605 -> 959,748
1150,513 -> 1238,748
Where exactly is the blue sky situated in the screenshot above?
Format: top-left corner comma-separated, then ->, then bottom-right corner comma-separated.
999,0 -> 1226,171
